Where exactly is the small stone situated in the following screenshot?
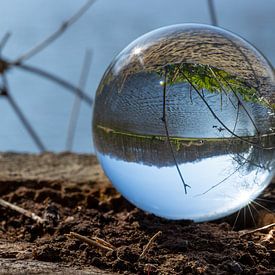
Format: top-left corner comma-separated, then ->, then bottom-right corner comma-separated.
229,261 -> 243,274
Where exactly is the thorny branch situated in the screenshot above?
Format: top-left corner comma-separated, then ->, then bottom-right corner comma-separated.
15,63 -> 93,105
13,0 -> 96,64
0,0 -> 96,151
2,73 -> 46,151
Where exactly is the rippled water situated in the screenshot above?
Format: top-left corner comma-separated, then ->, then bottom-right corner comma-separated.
97,72 -> 274,138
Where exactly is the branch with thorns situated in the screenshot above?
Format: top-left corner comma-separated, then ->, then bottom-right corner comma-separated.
0,0 -> 96,152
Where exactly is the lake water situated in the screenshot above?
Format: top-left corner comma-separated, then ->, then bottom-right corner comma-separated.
0,0 -> 275,153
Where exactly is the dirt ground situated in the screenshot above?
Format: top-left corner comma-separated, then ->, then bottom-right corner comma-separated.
0,152 -> 274,274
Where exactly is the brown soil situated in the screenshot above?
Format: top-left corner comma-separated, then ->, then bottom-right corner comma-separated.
0,152 -> 274,274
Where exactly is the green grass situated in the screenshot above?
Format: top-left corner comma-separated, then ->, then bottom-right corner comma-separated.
97,124 -> 238,142
157,63 -> 273,110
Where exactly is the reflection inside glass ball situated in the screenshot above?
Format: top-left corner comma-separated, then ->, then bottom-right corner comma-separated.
93,24 -> 275,221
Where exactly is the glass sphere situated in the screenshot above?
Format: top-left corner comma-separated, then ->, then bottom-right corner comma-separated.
93,24 -> 275,221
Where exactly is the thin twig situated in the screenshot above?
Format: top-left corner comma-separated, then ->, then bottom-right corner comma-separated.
161,67 -> 190,194
66,50 -> 92,150
0,86 -> 6,96
207,0 -> 218,26
215,69 -> 260,136
2,74 -> 46,151
180,70 -> 272,150
239,223 -> 275,237
93,236 -> 116,250
0,32 -> 11,54
15,63 -> 93,106
195,161 -> 246,197
140,231 -> 162,258
189,84 -> 193,104
0,198 -> 46,224
66,232 -> 114,251
14,0 -> 97,64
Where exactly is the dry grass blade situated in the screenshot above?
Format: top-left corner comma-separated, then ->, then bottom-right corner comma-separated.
0,198 -> 46,224
140,231 -> 162,258
93,236 -> 116,250
239,223 -> 275,237
66,232 -> 114,252
14,0 -> 97,64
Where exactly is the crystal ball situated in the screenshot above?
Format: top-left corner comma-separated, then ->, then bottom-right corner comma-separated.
92,24 -> 275,221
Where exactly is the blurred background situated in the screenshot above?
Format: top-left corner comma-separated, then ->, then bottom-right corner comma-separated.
0,0 -> 274,153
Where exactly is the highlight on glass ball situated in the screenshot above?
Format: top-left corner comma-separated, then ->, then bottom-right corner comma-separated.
92,24 -> 275,222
